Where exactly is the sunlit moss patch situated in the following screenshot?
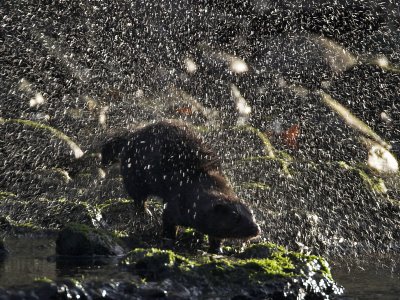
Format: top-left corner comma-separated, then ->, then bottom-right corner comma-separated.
338,161 -> 388,193
123,242 -> 337,293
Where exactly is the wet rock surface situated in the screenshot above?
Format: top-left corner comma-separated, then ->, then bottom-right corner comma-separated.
56,223 -> 125,256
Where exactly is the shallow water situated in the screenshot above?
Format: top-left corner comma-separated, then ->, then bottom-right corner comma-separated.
332,256 -> 400,300
1,236 -> 399,299
0,237 -> 133,288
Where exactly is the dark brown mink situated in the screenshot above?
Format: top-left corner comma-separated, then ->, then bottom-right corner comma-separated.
101,120 -> 260,253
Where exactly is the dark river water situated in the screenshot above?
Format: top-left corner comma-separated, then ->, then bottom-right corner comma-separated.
0,237 -> 132,287
1,237 -> 399,299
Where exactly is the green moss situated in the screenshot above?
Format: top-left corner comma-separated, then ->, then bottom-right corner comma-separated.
134,248 -> 177,268
238,125 -> 276,158
10,222 -> 40,232
0,191 -> 16,201
338,161 -> 349,169
123,243 -> 333,287
338,162 -> 387,193
0,214 -> 40,233
8,221 -> 42,233
113,230 -> 130,238
18,222 -> 37,228
98,198 -> 134,210
358,169 -> 387,193
234,243 -> 333,282
124,248 -> 194,278
216,242 -> 332,283
34,277 -> 54,284
127,248 -> 193,267
196,255 -> 295,285
275,150 -> 293,161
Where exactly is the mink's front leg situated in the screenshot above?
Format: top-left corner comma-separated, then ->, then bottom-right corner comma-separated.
208,236 -> 223,254
162,203 -> 177,249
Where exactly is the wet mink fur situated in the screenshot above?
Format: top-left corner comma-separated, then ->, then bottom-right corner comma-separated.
102,120 -> 260,253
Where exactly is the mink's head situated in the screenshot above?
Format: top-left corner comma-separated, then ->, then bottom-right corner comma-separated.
195,193 -> 260,239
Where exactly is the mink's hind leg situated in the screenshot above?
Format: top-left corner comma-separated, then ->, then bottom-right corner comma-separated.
208,237 -> 223,254
122,176 -> 148,214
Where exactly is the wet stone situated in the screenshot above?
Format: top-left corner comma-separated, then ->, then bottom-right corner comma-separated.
121,244 -> 343,299
56,223 -> 125,256
0,217 -> 12,232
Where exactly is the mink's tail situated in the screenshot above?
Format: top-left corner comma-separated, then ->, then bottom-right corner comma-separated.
101,136 -> 128,165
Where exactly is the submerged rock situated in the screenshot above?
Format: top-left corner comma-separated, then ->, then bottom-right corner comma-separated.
56,223 -> 125,256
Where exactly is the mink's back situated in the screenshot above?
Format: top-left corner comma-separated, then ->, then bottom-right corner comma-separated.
120,121 -> 222,198
124,121 -> 220,172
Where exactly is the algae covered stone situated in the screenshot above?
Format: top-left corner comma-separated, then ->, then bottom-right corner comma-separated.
122,243 -> 343,299
56,223 -> 125,256
124,248 -> 193,280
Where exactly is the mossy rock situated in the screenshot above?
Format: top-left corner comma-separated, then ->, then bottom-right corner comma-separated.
238,242 -> 286,259
0,192 -> 16,201
125,248 -> 192,280
122,243 -> 343,299
56,223 -> 125,256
